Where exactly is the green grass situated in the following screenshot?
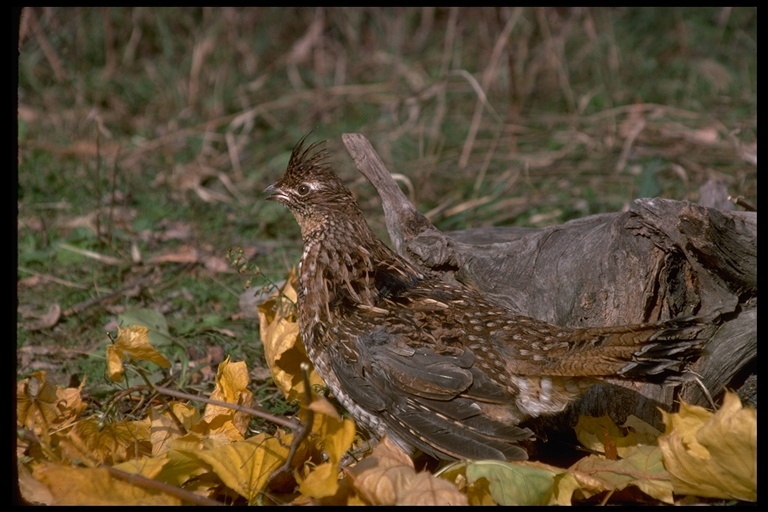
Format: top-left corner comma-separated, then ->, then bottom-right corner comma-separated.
17,7 -> 755,396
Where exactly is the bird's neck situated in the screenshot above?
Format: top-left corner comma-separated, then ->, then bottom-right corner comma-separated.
298,213 -> 421,324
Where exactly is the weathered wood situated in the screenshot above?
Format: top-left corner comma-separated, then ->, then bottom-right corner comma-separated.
341,133 -> 757,432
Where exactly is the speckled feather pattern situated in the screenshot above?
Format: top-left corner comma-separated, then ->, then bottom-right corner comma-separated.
265,137 -> 708,461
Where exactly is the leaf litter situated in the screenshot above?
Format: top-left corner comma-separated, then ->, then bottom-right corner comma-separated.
16,270 -> 756,505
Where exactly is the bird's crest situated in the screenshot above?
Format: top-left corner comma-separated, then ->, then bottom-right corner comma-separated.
284,135 -> 334,184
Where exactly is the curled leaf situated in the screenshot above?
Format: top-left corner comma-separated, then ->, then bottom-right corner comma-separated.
202,358 -> 253,439
17,371 -> 86,436
107,325 -> 171,381
659,391 -> 756,501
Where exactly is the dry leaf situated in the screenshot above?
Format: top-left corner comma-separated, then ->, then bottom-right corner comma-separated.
575,414 -> 660,459
659,391 -> 756,501
397,471 -> 468,506
202,357 -> 253,439
58,417 -> 152,465
257,271 -> 324,402
346,437 -> 416,505
26,303 -> 62,331
31,463 -> 181,505
569,445 -> 674,504
149,402 -> 200,457
191,434 -> 291,504
106,325 -> 171,381
346,436 -> 465,505
18,463 -> 54,505
297,398 -> 356,499
17,371 -> 86,436
146,244 -> 199,264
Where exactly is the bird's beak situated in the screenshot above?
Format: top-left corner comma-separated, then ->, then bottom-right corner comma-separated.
264,183 -> 282,202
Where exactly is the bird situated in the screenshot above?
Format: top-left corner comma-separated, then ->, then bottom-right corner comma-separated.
264,136 -> 711,461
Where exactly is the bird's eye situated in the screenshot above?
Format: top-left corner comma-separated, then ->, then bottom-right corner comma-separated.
297,184 -> 311,196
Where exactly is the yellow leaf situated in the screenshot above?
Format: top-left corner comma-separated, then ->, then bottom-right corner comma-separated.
109,325 -> 171,372
149,402 -> 200,457
298,462 -> 339,498
307,394 -> 342,419
257,272 -> 325,402
153,447 -> 212,488
17,371 -> 86,436
575,414 -> 659,459
296,399 -> 356,499
113,456 -> 170,480
58,417 -> 152,465
106,345 -> 125,382
202,358 -> 253,438
621,414 -> 663,444
309,400 -> 356,463
552,471 -> 595,505
191,433 -> 291,504
659,391 -> 756,501
31,463 -> 180,505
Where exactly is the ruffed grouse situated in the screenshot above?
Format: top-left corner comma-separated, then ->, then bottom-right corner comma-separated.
265,137 -> 710,461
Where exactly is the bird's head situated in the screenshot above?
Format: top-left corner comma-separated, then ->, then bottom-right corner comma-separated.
266,136 -> 364,240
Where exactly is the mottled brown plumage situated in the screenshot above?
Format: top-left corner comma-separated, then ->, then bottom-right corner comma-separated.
265,137 -> 709,461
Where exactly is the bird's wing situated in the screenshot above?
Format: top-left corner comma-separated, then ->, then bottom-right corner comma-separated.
328,325 -> 533,461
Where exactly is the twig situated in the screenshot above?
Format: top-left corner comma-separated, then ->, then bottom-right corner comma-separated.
131,371 -> 187,436
18,266 -> 91,289
101,464 -> 224,506
57,243 -> 127,266
728,195 -> 756,212
267,362 -> 315,484
153,385 -> 300,431
62,267 -> 163,317
614,117 -> 646,173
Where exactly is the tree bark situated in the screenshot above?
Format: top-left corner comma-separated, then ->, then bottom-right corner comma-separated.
341,133 -> 757,433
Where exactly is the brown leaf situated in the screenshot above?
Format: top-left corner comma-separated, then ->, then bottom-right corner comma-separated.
346,437 -> 465,505
346,437 -> 415,505
26,303 -> 62,331
397,471 -> 468,506
146,244 -> 200,265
